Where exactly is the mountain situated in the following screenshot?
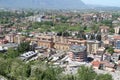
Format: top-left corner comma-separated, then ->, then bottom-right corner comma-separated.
0,0 -> 86,9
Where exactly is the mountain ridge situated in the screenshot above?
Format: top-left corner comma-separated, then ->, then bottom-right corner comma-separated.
0,0 -> 86,9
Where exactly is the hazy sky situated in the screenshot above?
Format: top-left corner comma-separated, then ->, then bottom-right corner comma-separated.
82,0 -> 120,7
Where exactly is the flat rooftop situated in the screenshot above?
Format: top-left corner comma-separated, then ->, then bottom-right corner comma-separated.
70,45 -> 86,52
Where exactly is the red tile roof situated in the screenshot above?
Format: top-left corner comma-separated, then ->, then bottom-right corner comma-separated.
92,60 -> 100,67
113,35 -> 120,40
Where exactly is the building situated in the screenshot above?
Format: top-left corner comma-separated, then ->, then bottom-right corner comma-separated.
113,35 -> 120,53
14,34 -> 26,44
53,36 -> 69,51
101,61 -> 115,72
113,36 -> 120,53
5,33 -> 16,43
112,20 -> 120,26
37,35 -> 54,49
92,60 -> 101,69
102,39 -> 114,48
0,43 -> 18,50
35,46 -> 48,53
114,26 -> 120,34
82,13 -> 93,22
99,26 -> 109,41
31,35 -> 87,51
68,45 -> 87,62
54,43 -> 69,51
97,47 -> 105,55
111,53 -> 120,63
20,51 -> 37,61
6,33 -> 26,44
54,37 -> 86,51
115,40 -> 120,49
68,38 -> 86,46
99,26 -> 109,34
87,40 -> 101,54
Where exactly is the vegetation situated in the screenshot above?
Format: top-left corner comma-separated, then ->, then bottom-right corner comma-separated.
107,46 -> 114,55
0,48 -> 113,80
0,10 -> 116,36
17,41 -> 30,53
0,10 -> 116,80
0,11 -> 34,24
101,20 -> 113,27
0,42 -> 113,80
96,74 -> 113,80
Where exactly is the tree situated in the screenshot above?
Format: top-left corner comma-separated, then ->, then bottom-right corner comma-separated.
77,65 -> 97,80
24,64 -> 31,78
96,34 -> 101,41
77,30 -> 86,39
63,31 -> 70,37
77,66 -> 113,80
5,48 -> 19,59
17,42 -> 30,53
62,75 -> 76,80
0,58 -> 15,80
9,59 -> 32,80
10,60 -> 27,80
95,74 -> 113,80
109,28 -> 115,34
107,46 -> 114,55
91,24 -> 99,33
30,64 -> 61,80
101,20 -> 112,27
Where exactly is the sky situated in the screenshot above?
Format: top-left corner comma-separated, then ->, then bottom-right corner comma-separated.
82,0 -> 120,7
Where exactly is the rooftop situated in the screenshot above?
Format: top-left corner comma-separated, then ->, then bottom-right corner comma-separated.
100,26 -> 110,29
87,40 -> 100,43
113,35 -> 120,40
70,45 -> 86,52
0,43 -> 18,48
20,51 -> 37,59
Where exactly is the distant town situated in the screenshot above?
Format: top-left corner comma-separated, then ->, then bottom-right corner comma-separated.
0,8 -> 120,80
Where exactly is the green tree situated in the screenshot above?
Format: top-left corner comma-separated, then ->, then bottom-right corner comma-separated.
62,75 -> 76,80
0,58 -> 15,80
109,28 -> 115,34
17,42 -> 30,53
101,20 -> 112,27
77,65 -> 97,80
107,46 -> 114,55
95,74 -> 113,80
91,24 -> 99,33
10,59 -> 30,80
31,62 -> 62,80
5,48 -> 19,59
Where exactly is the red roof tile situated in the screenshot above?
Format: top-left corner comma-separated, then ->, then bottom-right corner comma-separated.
92,60 -> 100,67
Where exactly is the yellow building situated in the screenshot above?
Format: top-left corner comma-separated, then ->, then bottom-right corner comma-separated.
99,26 -> 109,34
37,35 -> 54,49
87,40 -> 101,54
31,35 -> 87,51
13,34 -> 26,44
114,26 -> 120,34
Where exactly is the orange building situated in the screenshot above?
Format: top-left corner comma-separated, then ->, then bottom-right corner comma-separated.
37,35 -> 54,49
30,35 -> 87,51
54,43 -> 69,51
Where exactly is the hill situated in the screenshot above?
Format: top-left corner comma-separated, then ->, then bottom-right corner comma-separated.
0,0 -> 86,9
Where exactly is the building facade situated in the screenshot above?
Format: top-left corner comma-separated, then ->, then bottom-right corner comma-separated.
68,45 -> 87,62
87,40 -> 101,54
32,35 -> 87,51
